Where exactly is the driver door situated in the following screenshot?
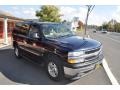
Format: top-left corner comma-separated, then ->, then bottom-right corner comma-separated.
26,24 -> 43,60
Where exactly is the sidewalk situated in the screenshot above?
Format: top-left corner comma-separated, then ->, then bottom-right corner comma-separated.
0,37 -> 12,48
0,72 -> 19,85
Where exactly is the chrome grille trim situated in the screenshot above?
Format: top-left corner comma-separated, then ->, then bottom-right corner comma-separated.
85,48 -> 100,54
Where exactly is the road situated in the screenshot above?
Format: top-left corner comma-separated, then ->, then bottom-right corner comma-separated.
89,30 -> 120,84
0,46 -> 111,85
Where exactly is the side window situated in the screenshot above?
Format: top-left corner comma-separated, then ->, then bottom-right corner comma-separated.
28,25 -> 39,38
15,22 -> 30,36
42,25 -> 57,37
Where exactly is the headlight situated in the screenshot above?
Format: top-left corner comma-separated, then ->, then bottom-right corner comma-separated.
68,51 -> 84,57
68,51 -> 85,64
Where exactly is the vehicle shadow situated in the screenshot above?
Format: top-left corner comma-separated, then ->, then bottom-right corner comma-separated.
0,48 -> 73,85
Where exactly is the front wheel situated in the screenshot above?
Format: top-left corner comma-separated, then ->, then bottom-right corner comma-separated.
46,55 -> 64,81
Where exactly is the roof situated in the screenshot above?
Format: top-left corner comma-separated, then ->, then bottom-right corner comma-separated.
24,20 -> 62,25
0,10 -> 24,21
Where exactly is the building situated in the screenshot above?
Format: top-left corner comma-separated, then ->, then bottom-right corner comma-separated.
62,20 -> 83,32
0,10 -> 24,45
71,17 -> 79,31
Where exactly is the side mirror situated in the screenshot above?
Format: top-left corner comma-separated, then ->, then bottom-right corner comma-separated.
32,33 -> 40,39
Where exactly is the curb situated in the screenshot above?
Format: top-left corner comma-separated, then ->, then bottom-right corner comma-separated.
0,72 -> 20,85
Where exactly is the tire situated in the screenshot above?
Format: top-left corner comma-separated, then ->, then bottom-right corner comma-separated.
14,46 -> 21,59
45,55 -> 64,81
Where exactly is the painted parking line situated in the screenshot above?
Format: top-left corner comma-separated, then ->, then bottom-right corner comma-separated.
102,58 -> 119,85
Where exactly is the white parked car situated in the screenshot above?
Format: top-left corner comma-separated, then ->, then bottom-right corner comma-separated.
101,29 -> 107,33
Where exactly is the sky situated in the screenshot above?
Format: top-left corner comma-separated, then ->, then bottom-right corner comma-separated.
0,5 -> 120,26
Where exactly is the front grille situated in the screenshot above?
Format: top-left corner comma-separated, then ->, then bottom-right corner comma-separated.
81,57 -> 100,66
82,47 -> 102,66
85,55 -> 98,61
85,48 -> 100,54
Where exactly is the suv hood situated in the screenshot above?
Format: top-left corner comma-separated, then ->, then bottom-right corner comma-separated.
47,36 -> 101,51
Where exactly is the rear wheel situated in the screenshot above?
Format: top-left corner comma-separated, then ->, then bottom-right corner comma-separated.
14,46 -> 21,58
46,55 -> 64,81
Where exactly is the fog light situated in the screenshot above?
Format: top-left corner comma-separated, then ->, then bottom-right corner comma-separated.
67,59 -> 77,64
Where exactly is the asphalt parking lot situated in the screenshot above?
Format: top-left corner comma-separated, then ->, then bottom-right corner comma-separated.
0,46 -> 111,85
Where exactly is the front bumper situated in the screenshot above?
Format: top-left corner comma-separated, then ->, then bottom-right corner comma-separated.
63,53 -> 103,80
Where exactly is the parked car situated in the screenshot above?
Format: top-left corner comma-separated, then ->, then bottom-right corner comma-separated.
93,30 -> 97,33
12,21 -> 104,81
101,29 -> 107,34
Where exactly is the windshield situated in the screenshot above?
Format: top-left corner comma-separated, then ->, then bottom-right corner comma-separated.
42,24 -> 75,39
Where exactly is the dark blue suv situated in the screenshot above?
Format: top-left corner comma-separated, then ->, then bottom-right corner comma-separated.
12,21 -> 103,81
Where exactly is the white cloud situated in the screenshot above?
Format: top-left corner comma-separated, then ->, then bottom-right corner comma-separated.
59,6 -> 117,25
12,6 -> 18,10
8,6 -> 118,25
22,8 -> 37,19
112,6 -> 120,22
59,6 -> 87,23
10,6 -> 108,25
88,11 -> 111,26
12,7 -> 37,19
60,6 -> 76,15
14,11 -> 21,15
59,6 -> 109,25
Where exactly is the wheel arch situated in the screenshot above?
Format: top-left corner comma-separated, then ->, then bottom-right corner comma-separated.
43,51 -> 65,65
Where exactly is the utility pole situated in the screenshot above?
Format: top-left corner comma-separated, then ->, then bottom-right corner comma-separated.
84,5 -> 95,38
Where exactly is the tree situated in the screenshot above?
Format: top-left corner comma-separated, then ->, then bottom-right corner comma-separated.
108,19 -> 117,32
78,20 -> 84,29
101,19 -> 118,32
114,23 -> 120,32
102,22 -> 109,30
36,5 -> 61,22
84,5 -> 95,36
97,26 -> 102,31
